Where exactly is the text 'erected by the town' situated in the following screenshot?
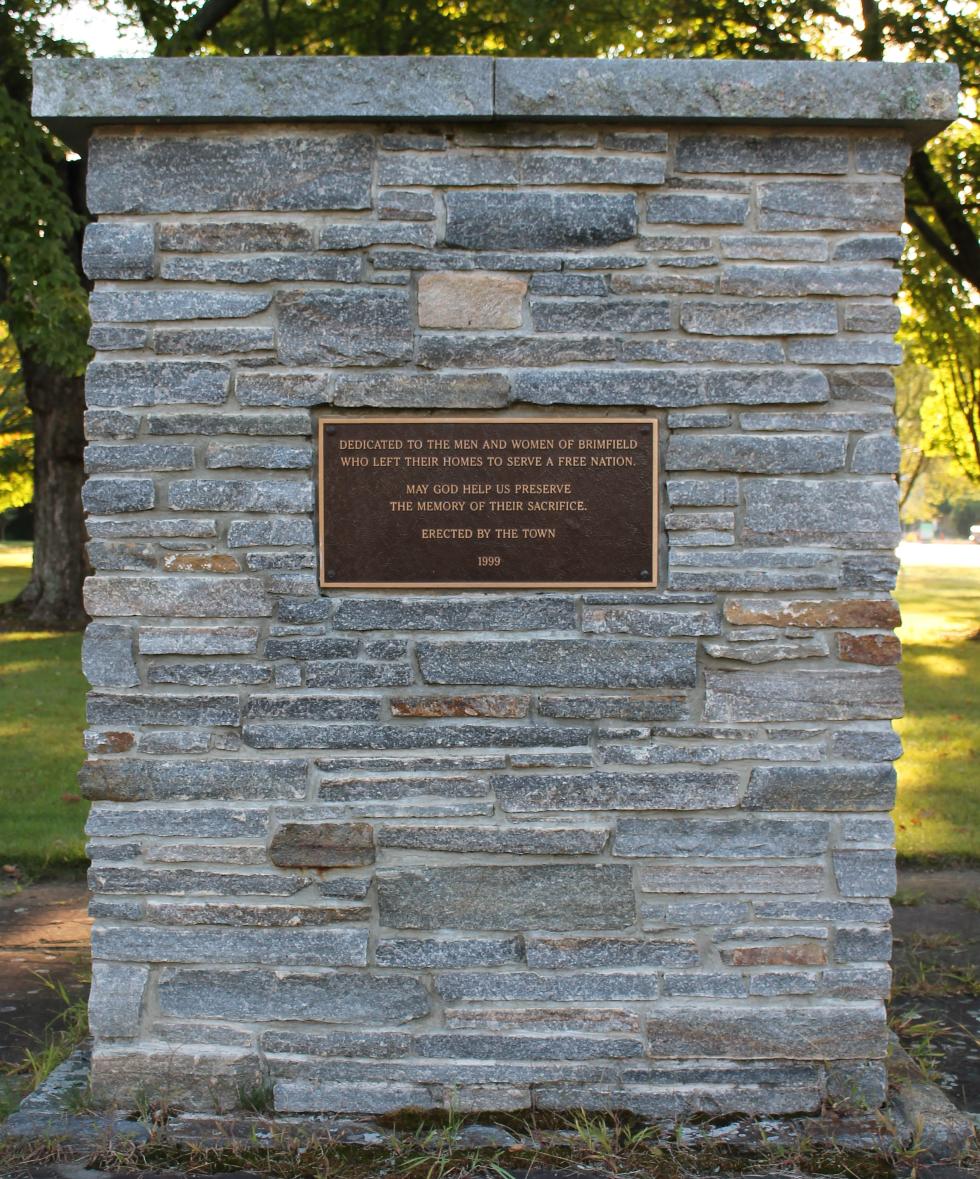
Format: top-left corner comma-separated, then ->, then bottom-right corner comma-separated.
318,417 -> 657,588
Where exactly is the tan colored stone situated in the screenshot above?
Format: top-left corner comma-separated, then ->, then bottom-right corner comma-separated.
417,271 -> 526,329
837,632 -> 902,665
89,731 -> 135,753
722,943 -> 827,967
269,821 -> 375,869
163,553 -> 241,573
724,597 -> 900,629
389,694 -> 530,718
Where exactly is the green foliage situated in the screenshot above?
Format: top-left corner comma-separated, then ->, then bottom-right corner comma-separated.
902,128 -> 980,485
949,495 -> 980,537
0,326 -> 32,517
0,4 -> 91,376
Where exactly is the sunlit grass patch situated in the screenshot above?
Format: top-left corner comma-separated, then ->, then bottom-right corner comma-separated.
895,562 -> 980,865
0,544 -> 87,877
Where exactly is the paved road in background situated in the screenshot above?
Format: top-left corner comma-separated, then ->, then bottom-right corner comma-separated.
898,540 -> 980,568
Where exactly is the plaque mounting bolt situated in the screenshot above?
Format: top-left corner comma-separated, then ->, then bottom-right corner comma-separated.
326,426 -> 336,435
639,569 -> 650,579
640,425 -> 651,434
327,568 -> 337,580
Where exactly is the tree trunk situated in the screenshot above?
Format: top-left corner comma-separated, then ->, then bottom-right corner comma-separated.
10,356 -> 88,629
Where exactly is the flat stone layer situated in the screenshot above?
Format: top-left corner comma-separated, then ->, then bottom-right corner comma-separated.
33,58 -> 959,152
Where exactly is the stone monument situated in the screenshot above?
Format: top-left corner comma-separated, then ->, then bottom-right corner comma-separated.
32,56 -> 959,1117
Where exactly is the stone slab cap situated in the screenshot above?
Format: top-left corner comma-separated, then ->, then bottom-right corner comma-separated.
33,57 -> 959,153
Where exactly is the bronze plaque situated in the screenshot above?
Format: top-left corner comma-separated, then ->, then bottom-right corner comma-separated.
317,416 -> 658,589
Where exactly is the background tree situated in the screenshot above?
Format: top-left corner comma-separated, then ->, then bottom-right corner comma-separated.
1,1 -> 89,627
0,324 -> 33,540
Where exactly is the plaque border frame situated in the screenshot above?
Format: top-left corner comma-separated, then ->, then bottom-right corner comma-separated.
316,415 -> 659,590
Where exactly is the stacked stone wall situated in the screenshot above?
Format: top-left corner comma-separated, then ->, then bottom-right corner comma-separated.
80,117 -> 909,1116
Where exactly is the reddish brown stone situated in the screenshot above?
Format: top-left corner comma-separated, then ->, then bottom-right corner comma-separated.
269,822 -> 375,869
722,943 -> 827,967
163,553 -> 241,573
90,731 -> 135,753
390,694 -> 531,719
837,632 -> 902,665
724,598 -> 900,629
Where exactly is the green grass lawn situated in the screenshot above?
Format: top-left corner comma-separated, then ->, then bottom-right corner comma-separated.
895,562 -> 980,865
0,544 -> 88,876
0,542 -> 977,875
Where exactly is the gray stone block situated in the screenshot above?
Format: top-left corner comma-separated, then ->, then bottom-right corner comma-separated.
87,132 -> 375,213
435,971 -> 663,1002
676,134 -> 849,174
581,606 -> 720,638
376,937 -> 521,968
80,758 -> 306,802
745,765 -> 897,811
843,303 -> 902,333
94,926 -> 368,966
645,1004 -> 887,1058
834,235 -> 904,261
86,802 -> 268,838
160,220 -> 314,252
417,333 -> 616,369
204,443 -> 311,470
379,189 -> 436,221
444,191 -> 636,250
334,596 -> 574,631
90,288 -> 270,323
227,519 -> 314,548
85,443 -> 194,472
277,288 -> 412,366
320,223 -> 433,248
83,221 -> 155,279
158,967 -> 431,1023
530,297 -> 669,333
84,574 -> 272,618
530,273 -> 608,296
86,360 -> 230,407
719,233 -> 829,261
704,669 -> 903,722
523,155 -> 665,185
721,264 -> 900,297
833,850 -> 897,897
82,622 -> 138,688
87,325 -> 150,350
640,864 -> 823,894
377,865 -> 634,930
525,936 -> 697,969
90,866 -> 307,896
138,625 -> 259,655
680,300 -> 837,335
667,434 -> 846,474
744,478 -> 900,546
249,721 -> 589,751
614,816 -> 829,857
246,695 -> 379,721
168,479 -> 312,513
667,478 -> 738,507
758,181 -> 905,229
852,433 -> 901,474
413,1031 -> 645,1059
835,926 -> 892,962
159,254 -> 360,283
646,193 -> 749,225
830,726 -> 902,762
661,973 -> 749,998
417,639 -> 694,689
538,695 -> 689,722
82,477 -> 154,514
376,824 -> 608,855
273,1080 -> 439,1114
261,1029 -> 412,1061
235,372 -> 332,407
703,368 -> 830,405
87,962 -> 148,1039
787,339 -> 903,365
334,372 -> 509,409
494,770 -> 739,813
